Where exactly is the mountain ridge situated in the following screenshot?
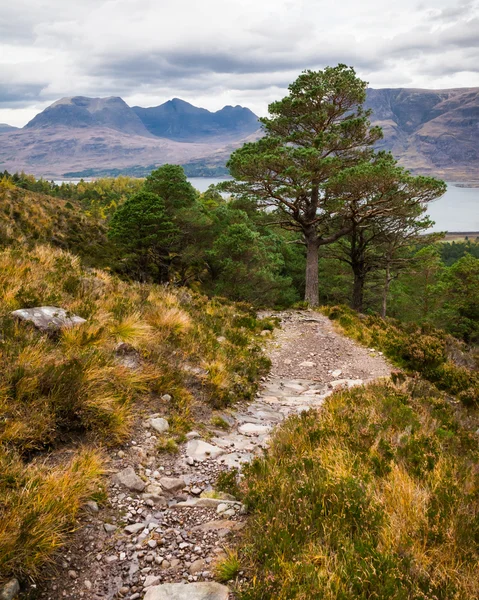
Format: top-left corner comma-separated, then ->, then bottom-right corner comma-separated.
0,88 -> 478,179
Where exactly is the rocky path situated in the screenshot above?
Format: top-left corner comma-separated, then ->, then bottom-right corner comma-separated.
34,311 -> 391,600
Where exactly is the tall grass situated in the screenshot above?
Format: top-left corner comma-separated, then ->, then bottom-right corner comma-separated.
0,244 -> 271,583
235,379 -> 479,599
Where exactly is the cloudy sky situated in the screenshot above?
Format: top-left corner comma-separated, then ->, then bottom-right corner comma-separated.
1,0 -> 478,127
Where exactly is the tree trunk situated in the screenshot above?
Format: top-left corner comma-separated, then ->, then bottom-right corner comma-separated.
352,269 -> 365,312
381,264 -> 391,318
305,234 -> 319,306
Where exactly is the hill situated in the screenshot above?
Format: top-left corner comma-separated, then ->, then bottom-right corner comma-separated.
365,87 -> 479,180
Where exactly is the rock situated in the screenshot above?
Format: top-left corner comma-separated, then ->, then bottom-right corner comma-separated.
161,394 -> 172,402
68,570 -> 77,579
159,476 -> 186,494
104,523 -> 116,533
115,342 -> 141,369
144,575 -> 161,587
189,559 -> 206,574
191,487 -> 202,495
84,500 -> 99,512
124,522 -> 146,534
11,306 -> 86,332
175,498 -> 240,508
113,467 -> 146,492
186,440 -> 224,461
84,580 -> 93,590
0,580 -> 20,600
260,329 -> 272,336
144,583 -> 229,600
299,361 -> 316,367
329,379 -> 363,390
216,503 -> 228,514
331,369 -> 342,378
238,423 -> 271,435
149,418 -> 169,434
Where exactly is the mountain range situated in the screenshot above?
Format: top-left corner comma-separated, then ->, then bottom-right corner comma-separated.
0,88 -> 477,180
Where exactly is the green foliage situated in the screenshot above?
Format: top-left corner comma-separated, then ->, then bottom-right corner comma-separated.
323,305 -> 479,405
108,190 -> 179,282
144,164 -> 198,210
215,468 -> 241,498
236,380 -> 479,599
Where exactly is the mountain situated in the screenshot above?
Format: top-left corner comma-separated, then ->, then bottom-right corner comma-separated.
365,87 -> 479,179
132,98 -> 259,141
25,96 -> 152,137
0,89 -> 477,180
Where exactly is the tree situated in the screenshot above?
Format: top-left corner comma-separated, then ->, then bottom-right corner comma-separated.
108,191 -> 179,282
324,154 -> 446,313
224,64 -> 382,305
143,164 -> 198,212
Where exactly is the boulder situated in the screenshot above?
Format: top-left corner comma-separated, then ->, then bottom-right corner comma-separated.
0,580 -> 20,600
11,306 -> 86,332
144,583 -> 229,600
149,417 -> 169,434
113,466 -> 146,492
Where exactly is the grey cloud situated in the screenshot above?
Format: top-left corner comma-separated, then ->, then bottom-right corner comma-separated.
0,83 -> 47,107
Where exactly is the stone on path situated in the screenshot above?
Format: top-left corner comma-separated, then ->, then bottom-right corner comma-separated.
124,522 -> 146,534
144,582 -> 229,600
238,423 -> 272,435
113,466 -> 146,492
186,439 -> 224,461
11,306 -> 86,332
159,476 -> 186,494
218,451 -> 253,469
329,378 -> 363,389
149,417 -> 169,434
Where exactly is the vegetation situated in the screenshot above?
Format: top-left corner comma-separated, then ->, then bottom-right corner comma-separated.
0,243 -> 271,582
235,379 -> 479,599
322,305 -> 479,405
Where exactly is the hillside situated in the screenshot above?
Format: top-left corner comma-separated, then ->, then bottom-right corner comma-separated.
366,87 -> 479,179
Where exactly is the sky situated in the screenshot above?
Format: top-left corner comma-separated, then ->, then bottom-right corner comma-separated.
1,0 -> 478,127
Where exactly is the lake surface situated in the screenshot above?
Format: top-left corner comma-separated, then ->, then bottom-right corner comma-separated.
188,178 -> 479,233
54,177 -> 478,232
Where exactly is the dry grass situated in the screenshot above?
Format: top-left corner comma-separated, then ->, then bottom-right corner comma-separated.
0,243 -> 272,583
235,379 -> 479,599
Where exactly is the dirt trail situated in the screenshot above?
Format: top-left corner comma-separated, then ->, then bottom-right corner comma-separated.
35,311 -> 391,600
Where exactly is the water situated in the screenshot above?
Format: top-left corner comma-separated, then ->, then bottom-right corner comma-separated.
426,183 -> 479,232
53,177 -> 478,232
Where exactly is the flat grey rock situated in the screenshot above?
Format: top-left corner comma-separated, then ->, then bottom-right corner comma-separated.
124,522 -> 146,534
144,583 -> 229,600
238,423 -> 272,435
159,476 -> 186,494
11,306 -> 86,332
186,439 -> 224,461
329,378 -> 363,389
113,466 -> 146,492
218,451 -> 253,469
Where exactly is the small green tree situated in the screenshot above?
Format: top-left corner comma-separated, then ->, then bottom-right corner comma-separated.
143,164 -> 198,211
108,191 -> 179,282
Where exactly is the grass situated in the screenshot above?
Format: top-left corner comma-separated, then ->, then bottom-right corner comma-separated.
234,379 -> 479,599
0,243 -> 272,583
322,305 -> 479,405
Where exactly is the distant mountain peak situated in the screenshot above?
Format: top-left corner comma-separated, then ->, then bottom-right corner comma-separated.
132,98 -> 259,142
